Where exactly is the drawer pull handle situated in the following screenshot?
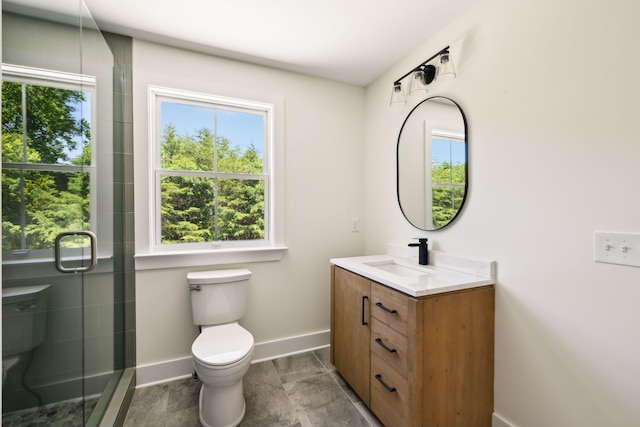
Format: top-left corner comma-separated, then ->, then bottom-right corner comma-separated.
362,296 -> 369,326
375,302 -> 397,314
374,374 -> 397,393
375,338 -> 397,353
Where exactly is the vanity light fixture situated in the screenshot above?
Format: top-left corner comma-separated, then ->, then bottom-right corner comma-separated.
437,50 -> 456,80
390,46 -> 455,107
390,82 -> 406,106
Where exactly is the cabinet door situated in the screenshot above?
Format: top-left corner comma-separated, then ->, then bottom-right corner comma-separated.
332,267 -> 371,404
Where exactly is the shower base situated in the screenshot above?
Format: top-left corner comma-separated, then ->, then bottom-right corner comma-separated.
2,396 -> 98,427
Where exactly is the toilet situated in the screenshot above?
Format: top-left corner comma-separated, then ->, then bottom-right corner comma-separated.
188,269 -> 254,427
2,284 -> 50,410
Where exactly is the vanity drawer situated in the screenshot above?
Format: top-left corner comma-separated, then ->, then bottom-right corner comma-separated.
371,317 -> 408,378
371,282 -> 410,336
371,355 -> 410,427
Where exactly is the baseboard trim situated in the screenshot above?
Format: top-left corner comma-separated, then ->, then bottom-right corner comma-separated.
35,371 -> 111,405
251,329 -> 330,363
493,412 -> 515,427
135,329 -> 331,387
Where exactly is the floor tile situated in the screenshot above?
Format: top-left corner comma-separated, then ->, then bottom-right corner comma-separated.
330,370 -> 363,404
240,361 -> 296,427
123,382 -> 170,426
166,378 -> 200,413
354,401 -> 384,427
1,397 -> 97,427
286,373 -> 370,427
313,347 -> 335,372
164,405 -> 201,427
121,349 -> 380,427
272,352 -> 327,390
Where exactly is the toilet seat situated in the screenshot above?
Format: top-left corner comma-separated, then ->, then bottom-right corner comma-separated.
192,323 -> 254,367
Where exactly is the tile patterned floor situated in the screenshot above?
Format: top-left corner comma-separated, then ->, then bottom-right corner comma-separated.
123,347 -> 383,427
2,397 -> 98,426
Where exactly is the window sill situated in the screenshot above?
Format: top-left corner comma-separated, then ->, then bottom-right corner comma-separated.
134,246 -> 288,271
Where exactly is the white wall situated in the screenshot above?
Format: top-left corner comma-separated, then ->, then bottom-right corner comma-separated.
364,0 -> 640,426
132,40 -> 365,381
131,0 -> 640,423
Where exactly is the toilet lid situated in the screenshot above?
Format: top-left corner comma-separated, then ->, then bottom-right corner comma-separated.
192,323 -> 254,366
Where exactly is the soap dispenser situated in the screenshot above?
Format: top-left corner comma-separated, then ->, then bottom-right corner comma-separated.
408,238 -> 429,265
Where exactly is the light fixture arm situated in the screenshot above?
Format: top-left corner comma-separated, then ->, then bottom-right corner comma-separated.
393,46 -> 450,85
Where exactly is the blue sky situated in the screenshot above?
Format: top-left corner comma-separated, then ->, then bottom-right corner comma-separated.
161,102 -> 264,155
159,101 -> 461,165
432,137 -> 466,166
65,91 -> 92,164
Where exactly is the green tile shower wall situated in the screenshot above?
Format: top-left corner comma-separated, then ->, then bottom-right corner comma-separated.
104,32 -> 136,369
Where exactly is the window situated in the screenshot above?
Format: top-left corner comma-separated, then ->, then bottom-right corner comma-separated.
431,130 -> 466,228
149,86 -> 276,254
1,64 -> 96,261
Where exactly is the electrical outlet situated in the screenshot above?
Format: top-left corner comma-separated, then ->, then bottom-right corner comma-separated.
594,231 -> 640,268
351,218 -> 360,232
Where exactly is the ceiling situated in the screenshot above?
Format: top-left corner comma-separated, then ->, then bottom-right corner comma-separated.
84,0 -> 481,86
81,0 -> 481,86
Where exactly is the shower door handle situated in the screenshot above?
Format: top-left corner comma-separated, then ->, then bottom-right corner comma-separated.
55,231 -> 97,273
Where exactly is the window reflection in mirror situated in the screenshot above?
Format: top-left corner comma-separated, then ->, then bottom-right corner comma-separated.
431,131 -> 465,228
397,97 -> 467,230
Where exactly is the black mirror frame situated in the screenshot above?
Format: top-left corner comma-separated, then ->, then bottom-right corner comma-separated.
396,96 -> 469,231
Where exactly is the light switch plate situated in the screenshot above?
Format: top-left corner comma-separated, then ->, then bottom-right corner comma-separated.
594,231 -> 640,268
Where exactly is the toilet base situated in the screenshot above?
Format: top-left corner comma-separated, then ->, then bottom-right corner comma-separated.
198,380 -> 246,427
3,351 -> 41,412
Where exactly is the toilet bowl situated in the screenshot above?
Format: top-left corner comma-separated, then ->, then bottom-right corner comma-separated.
192,323 -> 254,427
188,269 -> 254,427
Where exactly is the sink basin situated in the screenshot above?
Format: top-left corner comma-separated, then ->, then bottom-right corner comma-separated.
363,260 -> 428,277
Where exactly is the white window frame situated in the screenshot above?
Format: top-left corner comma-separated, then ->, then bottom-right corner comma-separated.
430,129 -> 466,191
135,85 -> 287,269
1,64 -> 104,263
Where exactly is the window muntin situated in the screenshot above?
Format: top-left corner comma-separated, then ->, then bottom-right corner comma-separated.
151,87 -> 273,251
1,66 -> 95,259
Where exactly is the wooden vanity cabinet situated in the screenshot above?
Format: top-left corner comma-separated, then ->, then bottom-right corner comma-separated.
330,265 -> 495,427
330,265 -> 371,405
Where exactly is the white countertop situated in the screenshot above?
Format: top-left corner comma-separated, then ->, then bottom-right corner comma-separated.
330,253 -> 495,297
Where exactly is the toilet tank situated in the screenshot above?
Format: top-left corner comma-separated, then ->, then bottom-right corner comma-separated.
2,284 -> 50,357
188,269 -> 251,326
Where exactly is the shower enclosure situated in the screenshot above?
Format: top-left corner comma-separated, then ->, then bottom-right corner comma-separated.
2,0 -> 134,424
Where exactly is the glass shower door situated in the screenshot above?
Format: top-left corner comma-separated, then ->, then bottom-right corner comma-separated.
2,0 -> 124,424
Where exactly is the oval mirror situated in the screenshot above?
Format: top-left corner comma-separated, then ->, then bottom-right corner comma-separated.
397,96 -> 468,230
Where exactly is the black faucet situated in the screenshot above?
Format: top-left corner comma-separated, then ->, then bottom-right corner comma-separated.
408,238 -> 429,265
